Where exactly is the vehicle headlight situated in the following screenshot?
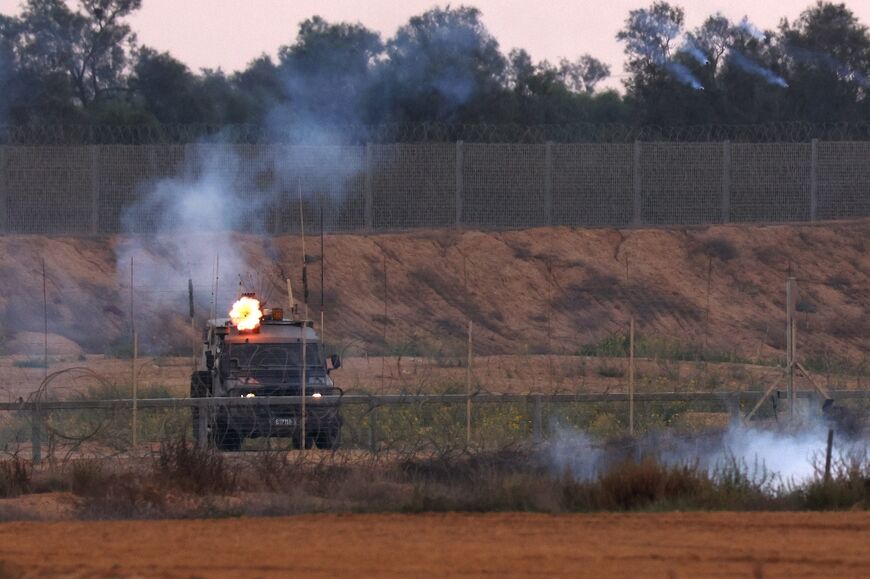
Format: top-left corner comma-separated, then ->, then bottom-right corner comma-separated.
311,392 -> 322,398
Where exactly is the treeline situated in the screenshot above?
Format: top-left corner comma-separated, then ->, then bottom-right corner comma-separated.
0,0 -> 868,130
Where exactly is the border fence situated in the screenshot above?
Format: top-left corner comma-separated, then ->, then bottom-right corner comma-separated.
9,390 -> 870,462
0,138 -> 868,234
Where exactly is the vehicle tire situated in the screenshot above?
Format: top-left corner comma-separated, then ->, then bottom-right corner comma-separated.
212,417 -> 242,452
314,419 -> 342,450
292,430 -> 315,450
190,372 -> 212,446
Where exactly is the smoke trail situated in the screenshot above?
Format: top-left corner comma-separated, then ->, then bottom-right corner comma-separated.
622,10 -> 704,90
664,61 -> 704,90
679,39 -> 709,66
729,51 -> 789,87
738,17 -> 766,42
787,45 -> 870,88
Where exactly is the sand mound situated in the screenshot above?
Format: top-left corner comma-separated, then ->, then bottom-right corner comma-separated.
0,220 -> 866,361
5,332 -> 83,357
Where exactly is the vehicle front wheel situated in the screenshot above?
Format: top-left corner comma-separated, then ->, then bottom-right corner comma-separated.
211,418 -> 243,452
314,420 -> 342,450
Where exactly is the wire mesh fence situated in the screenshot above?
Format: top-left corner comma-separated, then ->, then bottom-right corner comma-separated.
8,122 -> 870,145
0,238 -> 865,463
0,139 -> 868,235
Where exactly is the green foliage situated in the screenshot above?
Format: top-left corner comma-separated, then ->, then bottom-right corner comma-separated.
2,2 -> 868,129
596,365 -> 625,378
579,333 -> 747,364
12,358 -> 47,368
0,457 -> 31,497
106,336 -> 133,359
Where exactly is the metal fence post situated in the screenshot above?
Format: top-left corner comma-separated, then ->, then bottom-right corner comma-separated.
455,140 -> 464,228
721,140 -> 731,224
632,140 -> 642,226
196,399 -> 208,449
364,143 -> 373,232
532,394 -> 543,444
544,141 -> 553,226
90,145 -> 101,235
368,402 -> 378,453
0,146 -> 7,233
810,138 -> 818,222
727,392 -> 740,424
30,407 -> 41,464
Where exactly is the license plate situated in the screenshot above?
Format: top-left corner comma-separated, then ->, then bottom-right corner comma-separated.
273,417 -> 296,427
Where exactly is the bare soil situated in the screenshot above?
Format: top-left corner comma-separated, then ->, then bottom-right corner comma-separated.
0,352 -> 864,401
0,221 -> 867,364
0,512 -> 867,577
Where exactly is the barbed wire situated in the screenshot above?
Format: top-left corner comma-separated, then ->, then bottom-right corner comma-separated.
3,121 -> 870,145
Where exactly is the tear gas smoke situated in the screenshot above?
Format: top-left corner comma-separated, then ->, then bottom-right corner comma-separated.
550,419 -> 864,487
115,146 -> 267,318
665,61 -> 704,90
624,11 -> 704,90
728,51 -> 789,88
679,39 -> 710,66
787,45 -> 870,88
738,17 -> 767,42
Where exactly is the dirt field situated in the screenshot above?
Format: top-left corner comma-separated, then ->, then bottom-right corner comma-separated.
0,221 -> 867,364
0,512 -> 867,577
0,352 -> 864,401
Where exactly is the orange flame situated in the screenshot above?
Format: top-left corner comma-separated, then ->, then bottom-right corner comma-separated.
229,296 -> 262,331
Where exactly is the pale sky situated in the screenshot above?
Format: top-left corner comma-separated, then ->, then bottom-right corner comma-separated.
2,0 -> 870,91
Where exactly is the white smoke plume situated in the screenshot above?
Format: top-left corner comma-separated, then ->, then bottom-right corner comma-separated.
115,146 -> 270,327
550,418 -> 863,487
738,17 -> 767,43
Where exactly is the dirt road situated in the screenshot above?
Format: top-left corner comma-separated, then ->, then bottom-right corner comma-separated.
0,512 -> 868,577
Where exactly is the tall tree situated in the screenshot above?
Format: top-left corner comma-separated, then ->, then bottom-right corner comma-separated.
617,2 -> 710,124
379,6 -> 508,123
780,2 -> 870,121
558,55 -> 611,94
272,16 -> 383,127
12,0 -> 141,109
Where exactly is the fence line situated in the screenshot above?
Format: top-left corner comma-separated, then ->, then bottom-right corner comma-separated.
1,140 -> 869,235
7,122 -> 870,145
13,390 -> 866,462
13,390 -> 870,412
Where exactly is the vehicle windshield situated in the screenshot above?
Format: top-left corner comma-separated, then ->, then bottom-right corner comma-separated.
222,342 -> 323,379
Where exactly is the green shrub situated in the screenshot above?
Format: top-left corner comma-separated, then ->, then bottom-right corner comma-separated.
12,358 -> 47,369
0,458 -> 31,497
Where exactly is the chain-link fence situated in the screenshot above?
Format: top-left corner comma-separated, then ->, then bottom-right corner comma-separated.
0,236 -> 865,460
0,139 -> 868,234
7,122 -> 870,145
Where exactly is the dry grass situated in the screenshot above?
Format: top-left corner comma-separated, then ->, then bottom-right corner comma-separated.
0,440 -> 853,520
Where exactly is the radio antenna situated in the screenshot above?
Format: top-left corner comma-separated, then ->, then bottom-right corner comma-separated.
298,179 -> 308,449
320,207 -> 325,360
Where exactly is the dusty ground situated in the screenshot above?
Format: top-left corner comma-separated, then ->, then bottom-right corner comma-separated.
0,221 -> 867,364
0,512 -> 868,577
0,352 -> 864,401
